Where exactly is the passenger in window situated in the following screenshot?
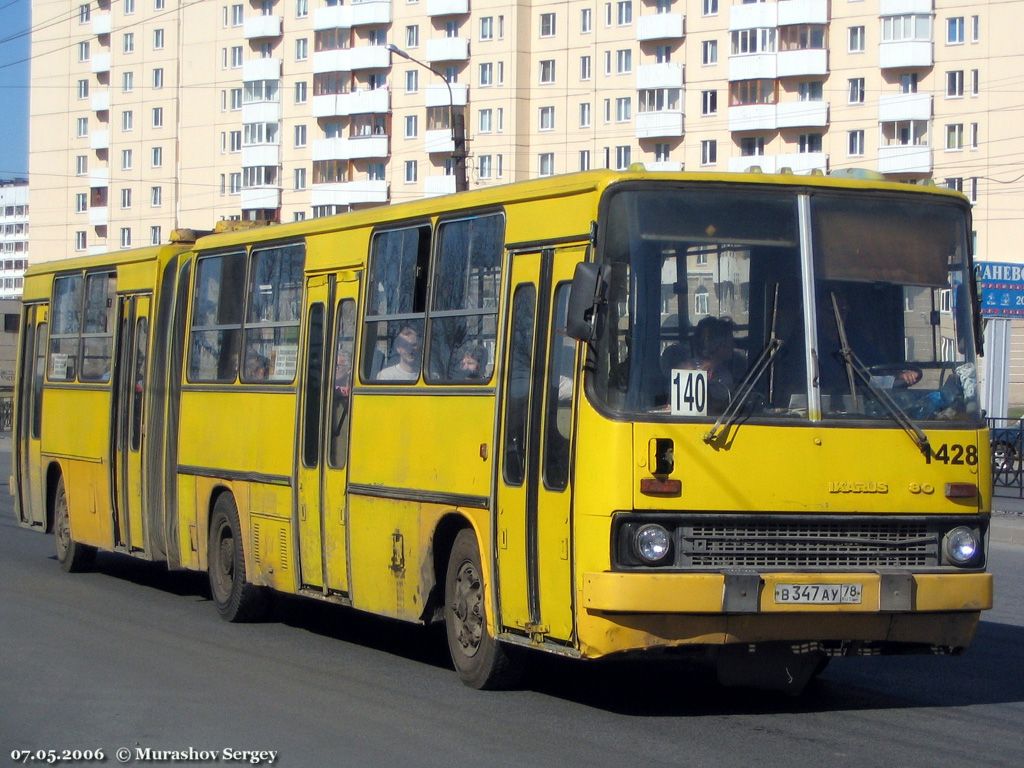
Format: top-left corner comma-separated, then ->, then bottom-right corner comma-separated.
693,316 -> 739,390
456,343 -> 488,380
245,353 -> 270,382
378,325 -> 421,381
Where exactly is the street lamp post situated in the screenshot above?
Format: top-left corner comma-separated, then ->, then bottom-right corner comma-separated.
387,43 -> 468,193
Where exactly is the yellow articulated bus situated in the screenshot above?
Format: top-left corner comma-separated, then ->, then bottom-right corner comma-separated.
12,170 -> 992,691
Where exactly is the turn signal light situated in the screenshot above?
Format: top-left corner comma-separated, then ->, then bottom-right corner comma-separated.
944,483 -> 977,499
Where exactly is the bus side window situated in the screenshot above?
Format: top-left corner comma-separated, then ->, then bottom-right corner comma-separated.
503,286 -> 536,485
362,224 -> 431,383
426,213 -> 503,383
328,300 -> 356,469
49,274 -> 83,382
32,323 -> 47,439
242,244 -> 305,383
130,317 -> 148,451
188,252 -> 246,383
80,272 -> 116,382
543,284 -> 574,491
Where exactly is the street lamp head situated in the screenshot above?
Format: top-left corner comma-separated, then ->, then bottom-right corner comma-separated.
386,43 -> 410,60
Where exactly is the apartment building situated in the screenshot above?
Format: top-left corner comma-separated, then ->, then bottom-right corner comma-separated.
23,2 -> 1024,375
0,180 -> 29,299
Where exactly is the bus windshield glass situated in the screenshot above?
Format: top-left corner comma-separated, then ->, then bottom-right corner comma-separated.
591,184 -> 979,424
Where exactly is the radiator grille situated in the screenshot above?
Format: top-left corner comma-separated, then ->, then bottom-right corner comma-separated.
679,521 -> 937,569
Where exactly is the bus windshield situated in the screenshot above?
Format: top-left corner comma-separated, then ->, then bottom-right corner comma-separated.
591,184 -> 980,424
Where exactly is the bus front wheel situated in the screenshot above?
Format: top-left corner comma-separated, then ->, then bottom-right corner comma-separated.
54,476 -> 95,573
207,493 -> 267,622
444,529 -> 520,689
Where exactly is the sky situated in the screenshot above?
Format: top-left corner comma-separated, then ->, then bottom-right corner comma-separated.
0,0 -> 30,179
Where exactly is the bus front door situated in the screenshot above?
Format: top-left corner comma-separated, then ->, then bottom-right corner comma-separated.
297,273 -> 359,595
16,304 -> 48,529
497,247 -> 580,644
111,294 -> 151,553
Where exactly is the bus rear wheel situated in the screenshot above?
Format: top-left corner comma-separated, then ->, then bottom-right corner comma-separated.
54,476 -> 94,573
444,529 -> 520,689
208,493 -> 267,622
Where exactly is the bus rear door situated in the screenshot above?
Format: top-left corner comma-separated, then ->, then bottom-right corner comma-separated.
297,272 -> 359,595
496,246 -> 581,644
16,304 -> 48,529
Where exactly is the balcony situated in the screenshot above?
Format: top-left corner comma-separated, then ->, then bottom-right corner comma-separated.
778,0 -> 828,26
349,45 -> 391,71
636,111 -> 684,139
425,83 -> 469,108
89,130 -> 109,150
879,41 -> 933,69
241,101 -> 282,124
637,13 -> 685,42
90,53 -> 111,74
340,88 -> 390,114
777,49 -> 827,77
90,89 -> 110,112
425,175 -> 457,197
427,0 -> 469,16
350,0 -> 392,26
314,6 -> 348,30
776,100 -> 829,128
637,63 -> 684,90
88,206 -> 109,227
878,92 -> 932,122
88,169 -> 109,186
878,144 -> 932,174
425,129 -> 454,154
774,152 -> 828,174
242,144 -> 281,167
729,104 -> 778,132
645,160 -> 684,172
729,3 -> 777,30
425,37 -> 470,63
243,58 -> 282,81
92,12 -> 112,36
311,180 -> 388,206
241,186 -> 282,210
880,0 -> 933,14
314,50 -> 350,74
312,135 -> 389,161
243,16 -> 282,40
729,54 -> 777,82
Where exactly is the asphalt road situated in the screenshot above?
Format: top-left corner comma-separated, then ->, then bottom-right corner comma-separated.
2,461 -> 1023,767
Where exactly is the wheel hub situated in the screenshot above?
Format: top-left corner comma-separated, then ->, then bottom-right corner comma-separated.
451,560 -> 483,657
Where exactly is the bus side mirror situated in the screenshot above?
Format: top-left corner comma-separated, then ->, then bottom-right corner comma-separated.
566,262 -> 601,341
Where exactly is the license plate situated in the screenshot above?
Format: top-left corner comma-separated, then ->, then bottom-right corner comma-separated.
774,583 -> 863,605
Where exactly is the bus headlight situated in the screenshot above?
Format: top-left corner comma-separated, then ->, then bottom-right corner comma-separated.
943,526 -> 981,566
634,524 -> 672,564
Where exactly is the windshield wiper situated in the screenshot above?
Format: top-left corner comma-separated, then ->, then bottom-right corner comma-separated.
829,293 -> 932,457
704,339 -> 783,445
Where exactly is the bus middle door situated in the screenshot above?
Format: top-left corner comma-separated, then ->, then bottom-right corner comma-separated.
297,272 -> 359,595
16,303 -> 48,529
496,247 -> 579,644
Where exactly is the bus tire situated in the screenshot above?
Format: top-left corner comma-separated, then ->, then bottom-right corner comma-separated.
208,493 -> 267,622
444,529 -> 520,689
54,476 -> 95,573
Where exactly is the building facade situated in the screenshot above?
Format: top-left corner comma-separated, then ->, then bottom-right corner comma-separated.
25,0 -> 1024,396
0,181 -> 29,299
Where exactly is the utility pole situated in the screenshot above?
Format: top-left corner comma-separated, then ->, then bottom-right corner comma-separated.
387,44 -> 468,193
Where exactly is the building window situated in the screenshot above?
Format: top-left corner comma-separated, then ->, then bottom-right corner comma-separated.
404,160 -> 417,183
946,123 -> 964,150
971,69 -> 979,96
124,0 -> 135,12
900,73 -> 918,93
947,70 -> 964,97
77,79 -> 89,99
580,55 -> 591,81
150,226 -> 162,245
153,28 -> 164,50
947,17 -> 964,44
615,97 -> 632,121
404,114 -> 418,138
296,38 -> 308,61
296,0 -> 308,18
295,81 -> 308,103
848,26 -> 865,52
945,177 -> 963,193
122,111 -> 134,131
76,155 -> 87,175
971,15 -> 980,42
478,110 -> 491,133
121,149 -> 133,170
702,40 -> 718,65
79,3 -> 91,23
848,78 -> 865,104
702,0 -> 717,17
231,46 -> 243,68
539,106 -> 555,131
798,133 -> 822,153
75,193 -> 87,213
848,130 -> 865,156
294,167 -> 307,190
405,70 -> 418,93
701,90 -> 717,115
478,155 -> 492,179
740,137 -> 764,157
78,41 -> 90,62
479,62 -> 493,86
480,16 -> 493,40
540,12 -> 556,37
970,123 -> 979,149
617,1 -> 632,25
732,28 -> 776,55
581,8 -> 592,33
700,139 -> 717,166
539,153 -> 555,176
75,231 -> 87,251
76,117 -> 88,138
229,173 -> 241,194
230,131 -> 242,152
406,25 -> 419,47
153,67 -> 164,89
152,107 -> 164,128
122,71 -> 134,92
151,146 -> 163,167
655,45 -> 671,64
120,228 -> 132,248
579,102 -> 591,128
151,186 -> 162,206
654,143 -> 670,162
540,59 -> 556,84
616,49 -> 632,74
123,33 -> 135,54
614,145 -> 631,170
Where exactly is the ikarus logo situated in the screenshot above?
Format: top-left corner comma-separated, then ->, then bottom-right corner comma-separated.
828,481 -> 889,494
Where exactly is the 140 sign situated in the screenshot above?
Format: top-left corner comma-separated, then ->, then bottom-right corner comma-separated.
671,369 -> 708,416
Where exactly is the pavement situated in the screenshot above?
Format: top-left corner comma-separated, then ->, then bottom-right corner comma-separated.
0,430 -> 1020,545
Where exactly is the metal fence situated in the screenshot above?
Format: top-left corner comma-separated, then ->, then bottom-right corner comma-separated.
989,417 -> 1023,497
